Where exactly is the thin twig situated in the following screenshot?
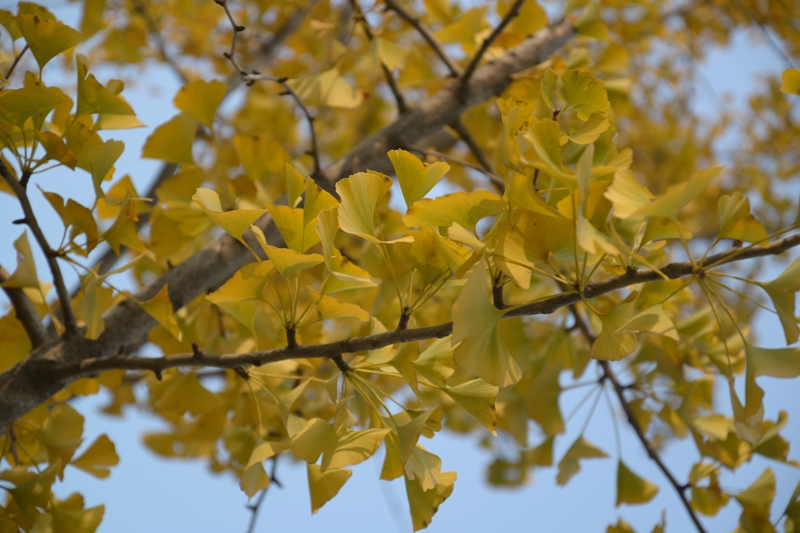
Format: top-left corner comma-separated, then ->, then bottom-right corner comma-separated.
460,0 -> 526,87
216,0 -> 322,176
0,265 -> 51,348
0,162 -> 79,337
61,232 -> 800,379
382,0 -> 462,77
568,307 -> 708,533
350,0 -> 408,113
246,456 -> 280,533
4,44 -> 28,81
449,119 -> 504,192
133,0 -> 188,84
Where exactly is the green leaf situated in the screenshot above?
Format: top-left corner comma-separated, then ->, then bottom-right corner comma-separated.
18,12 -> 81,70
76,54 -> 135,117
415,336 -> 456,387
388,149 -> 450,208
307,464 -> 351,514
452,257 -> 521,386
616,461 -> 659,506
0,86 -> 69,128
556,436 -> 607,485
568,113 -> 610,144
445,378 -> 499,435
403,189 -> 505,233
173,79 -> 227,129
87,139 -> 124,200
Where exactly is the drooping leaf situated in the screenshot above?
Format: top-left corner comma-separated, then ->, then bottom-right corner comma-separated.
136,285 -> 182,340
757,256 -> 800,344
445,378 -> 499,435
405,471 -> 457,531
173,79 -> 227,129
556,436 -> 607,485
452,257 -> 521,386
76,54 -> 135,117
18,12 -> 81,70
192,188 -> 267,248
307,463 -> 351,514
616,461 -> 659,506
716,192 -> 768,244
142,113 -> 197,164
71,435 -> 119,479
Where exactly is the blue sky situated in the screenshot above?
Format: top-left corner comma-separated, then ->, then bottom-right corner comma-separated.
0,2 -> 798,532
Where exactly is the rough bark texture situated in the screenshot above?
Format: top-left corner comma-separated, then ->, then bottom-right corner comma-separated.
0,20 -> 574,429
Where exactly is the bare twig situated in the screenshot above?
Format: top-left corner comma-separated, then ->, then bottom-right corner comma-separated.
59,232 -> 800,380
246,457 -> 281,533
217,0 -> 322,176
0,162 -> 79,337
350,0 -> 408,113
0,266 -> 51,348
133,0 -> 188,84
568,308 -> 708,533
460,0 -> 525,88
449,119 -> 504,192
4,44 -> 28,81
382,0 -> 462,77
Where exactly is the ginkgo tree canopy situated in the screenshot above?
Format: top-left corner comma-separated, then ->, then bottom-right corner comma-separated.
0,1 -> 799,533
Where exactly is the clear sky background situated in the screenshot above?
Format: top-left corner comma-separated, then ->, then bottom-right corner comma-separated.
0,2 -> 798,532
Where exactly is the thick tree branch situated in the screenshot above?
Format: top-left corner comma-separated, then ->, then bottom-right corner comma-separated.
0,162 -> 79,337
568,308 -> 708,533
0,266 -> 51,348
0,18 -> 576,427
53,232 -> 800,383
460,0 -> 526,88
383,0 -> 463,77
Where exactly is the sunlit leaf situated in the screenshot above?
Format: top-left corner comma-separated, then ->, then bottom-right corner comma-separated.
403,190 -> 505,233
388,149 -> 450,208
18,12 -> 81,70
307,463 -> 351,514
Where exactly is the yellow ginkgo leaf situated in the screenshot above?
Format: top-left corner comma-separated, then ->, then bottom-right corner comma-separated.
692,415 -> 729,441
151,370 -> 221,416
758,256 -> 800,344
433,6 -> 487,44
291,418 -> 334,463
780,68 -> 800,96
306,286 -> 369,322
616,461 -> 659,506
540,68 -> 557,110
232,134 -> 290,182
556,436 -> 607,486
405,471 -> 456,532
136,285 -> 182,340
35,131 -> 77,169
88,139 -> 124,199
568,113 -> 610,144
1,232 -> 39,289
604,169 -> 653,219
716,192 -> 768,244
320,427 -> 391,471
286,164 -> 306,207
561,68 -> 610,120
142,113 -> 197,164
50,497 -> 105,533
240,461 -> 269,499
18,13 -> 81,70
403,190 -> 505,233
43,191 -> 98,252
445,378 -> 499,435
0,86 -> 69,128
394,410 -> 438,464
388,149 -> 450,208
307,463 -> 352,515
266,205 -> 305,252
71,435 -> 119,479
173,79 -> 227,129
633,166 -> 723,220
394,229 -> 449,286
259,242 -> 323,278
735,468 -> 775,518
245,438 -> 288,470
371,37 -> 408,71
192,188 -> 267,248
336,171 -> 397,243
415,336 -> 455,388
291,68 -> 363,109
76,55 -> 135,117
452,257 -> 521,387
404,445 -> 442,491
301,178 -> 338,250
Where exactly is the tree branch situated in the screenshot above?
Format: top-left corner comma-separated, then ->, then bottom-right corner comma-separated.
0,265 -> 51,348
53,232 -> 800,383
568,308 -> 708,533
382,0 -> 463,77
0,18 -> 577,427
350,0 -> 408,113
460,0 -> 526,88
448,119 -> 504,192
0,162 -> 79,337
